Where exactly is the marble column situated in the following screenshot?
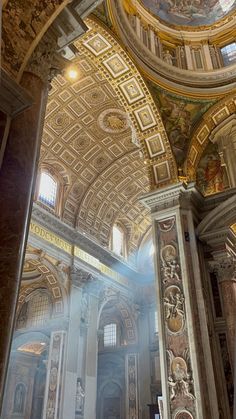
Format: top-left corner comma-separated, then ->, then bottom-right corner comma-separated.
83,285 -> 100,419
210,257 -> 236,370
0,71 -> 47,411
141,183 -> 219,419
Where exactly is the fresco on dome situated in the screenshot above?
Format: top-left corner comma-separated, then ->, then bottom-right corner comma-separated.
141,0 -> 236,27
196,142 -> 229,196
148,83 -> 215,165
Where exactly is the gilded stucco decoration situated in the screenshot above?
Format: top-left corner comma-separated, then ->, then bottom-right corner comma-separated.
17,252 -> 69,318
41,60 -> 151,251
109,0 -> 236,97
75,19 -> 178,188
186,94 -> 236,180
2,0 -> 69,79
40,18 -> 178,253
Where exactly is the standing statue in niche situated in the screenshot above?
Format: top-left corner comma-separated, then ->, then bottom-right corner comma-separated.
75,379 -> 85,413
81,293 -> 89,324
163,50 -> 174,66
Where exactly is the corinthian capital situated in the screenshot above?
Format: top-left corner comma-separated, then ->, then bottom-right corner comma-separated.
209,256 -> 236,282
26,33 -> 67,85
71,267 -> 95,288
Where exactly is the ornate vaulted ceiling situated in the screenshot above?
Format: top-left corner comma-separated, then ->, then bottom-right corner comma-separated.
39,18 -> 180,259
40,45 -> 151,257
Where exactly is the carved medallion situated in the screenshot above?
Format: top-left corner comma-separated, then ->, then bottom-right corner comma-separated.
167,350 -> 195,402
174,410 -> 193,419
98,108 -> 129,133
164,286 -> 185,334
72,135 -> 91,151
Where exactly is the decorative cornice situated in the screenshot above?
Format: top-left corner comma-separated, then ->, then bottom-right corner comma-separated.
140,182 -> 203,216
197,190 -> 236,236
31,203 -> 139,277
71,267 -> 96,288
209,256 -> 236,283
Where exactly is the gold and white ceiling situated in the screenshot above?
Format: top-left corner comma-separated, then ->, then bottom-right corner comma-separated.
40,20 -> 177,254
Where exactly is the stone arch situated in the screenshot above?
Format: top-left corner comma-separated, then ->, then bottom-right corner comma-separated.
73,18 -> 178,188
197,194 -> 236,237
97,378 -> 124,419
98,291 -> 138,344
12,331 -> 50,351
185,93 -> 236,180
17,251 -> 69,319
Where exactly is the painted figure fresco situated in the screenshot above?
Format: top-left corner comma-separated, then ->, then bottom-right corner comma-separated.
141,0 -> 236,27
151,89 -> 213,165
196,142 -> 229,196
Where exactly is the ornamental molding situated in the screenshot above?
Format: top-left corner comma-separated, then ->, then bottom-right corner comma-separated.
197,191 -> 236,237
70,267 -> 96,288
111,1 -> 236,95
31,203 -> 139,277
140,182 -> 203,214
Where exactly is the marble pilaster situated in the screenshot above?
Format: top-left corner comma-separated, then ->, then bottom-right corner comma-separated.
141,183 -> 218,419
0,71 -> 47,411
42,331 -> 67,419
138,308 -> 151,418
83,285 -> 100,419
62,270 -> 84,419
184,45 -> 194,70
210,257 -> 236,370
126,353 -> 139,419
202,43 -> 213,70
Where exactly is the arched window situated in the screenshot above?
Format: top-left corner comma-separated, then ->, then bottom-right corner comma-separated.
104,323 -> 117,348
13,383 -> 26,413
17,290 -> 52,329
28,291 -> 51,327
221,42 -> 236,66
38,172 -> 58,209
111,224 -> 126,257
17,302 -> 28,329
